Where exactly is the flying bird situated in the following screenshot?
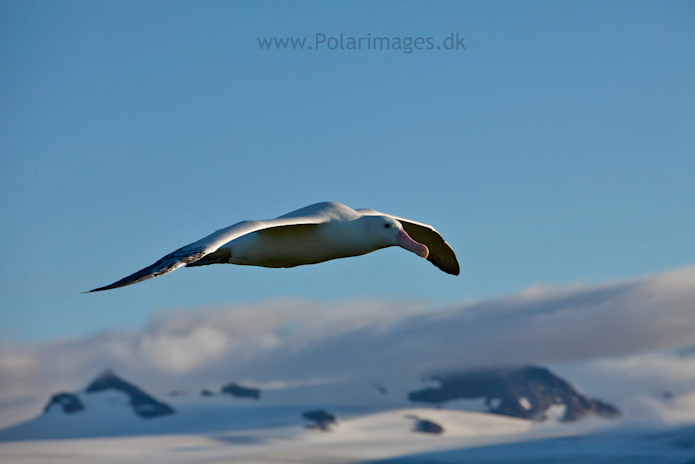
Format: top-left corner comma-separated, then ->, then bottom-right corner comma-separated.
87,201 -> 459,292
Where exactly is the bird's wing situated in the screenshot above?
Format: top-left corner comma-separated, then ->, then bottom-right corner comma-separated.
357,208 -> 460,276
86,213 -> 331,292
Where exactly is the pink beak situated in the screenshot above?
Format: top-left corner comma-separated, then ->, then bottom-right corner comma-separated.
397,229 -> 429,259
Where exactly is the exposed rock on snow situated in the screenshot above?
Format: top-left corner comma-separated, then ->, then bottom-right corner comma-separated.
220,382 -> 261,400
43,393 -> 84,414
372,383 -> 388,395
302,409 -> 337,431
405,415 -> 445,435
408,366 -> 619,422
415,419 -> 444,434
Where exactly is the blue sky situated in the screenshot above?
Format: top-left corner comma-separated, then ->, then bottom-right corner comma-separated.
1,1 -> 693,342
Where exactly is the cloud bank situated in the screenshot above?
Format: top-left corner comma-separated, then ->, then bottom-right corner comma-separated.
2,267 -> 695,421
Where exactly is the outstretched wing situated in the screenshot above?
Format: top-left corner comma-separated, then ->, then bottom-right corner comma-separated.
357,208 -> 460,276
86,244 -> 210,292
86,214 -> 331,292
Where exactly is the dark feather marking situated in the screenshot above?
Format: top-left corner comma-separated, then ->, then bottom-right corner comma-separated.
87,246 -> 207,292
400,222 -> 460,276
186,249 -> 231,267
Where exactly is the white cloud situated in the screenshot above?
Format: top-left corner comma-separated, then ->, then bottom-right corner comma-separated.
1,267 -> 695,420
553,351 -> 695,404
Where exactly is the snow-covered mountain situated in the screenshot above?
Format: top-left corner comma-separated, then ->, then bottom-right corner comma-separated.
0,365 -> 693,463
44,369 -> 174,419
409,366 -> 620,422
0,370 -> 179,441
0,365 -> 619,443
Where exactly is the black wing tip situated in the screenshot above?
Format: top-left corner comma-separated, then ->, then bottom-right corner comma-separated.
440,263 -> 460,276
83,282 -> 127,293
426,258 -> 460,276
83,286 -> 107,293
82,245 -> 209,294
450,259 -> 461,275
83,273 -> 155,293
428,253 -> 460,276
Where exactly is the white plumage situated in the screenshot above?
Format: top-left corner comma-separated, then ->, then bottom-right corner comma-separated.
87,202 -> 459,292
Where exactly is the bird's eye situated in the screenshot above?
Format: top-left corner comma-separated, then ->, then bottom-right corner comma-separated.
384,224 -> 390,229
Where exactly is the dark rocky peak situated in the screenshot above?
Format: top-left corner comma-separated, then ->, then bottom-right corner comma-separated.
409,365 -> 619,422
85,369 -> 130,392
85,369 -> 174,418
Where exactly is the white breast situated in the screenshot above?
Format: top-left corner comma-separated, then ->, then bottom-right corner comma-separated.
226,221 -> 377,268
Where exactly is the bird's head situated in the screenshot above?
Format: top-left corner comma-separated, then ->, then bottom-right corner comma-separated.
363,216 -> 429,259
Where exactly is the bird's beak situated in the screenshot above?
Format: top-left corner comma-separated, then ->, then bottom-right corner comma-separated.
397,229 -> 429,259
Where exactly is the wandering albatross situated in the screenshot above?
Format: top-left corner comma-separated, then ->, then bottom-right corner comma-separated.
87,202 -> 459,292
